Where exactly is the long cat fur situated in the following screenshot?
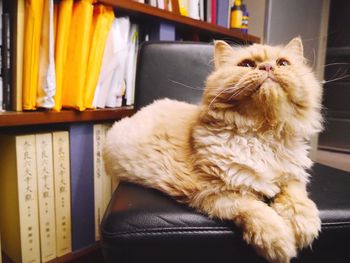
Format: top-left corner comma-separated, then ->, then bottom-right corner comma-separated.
103,38 -> 323,263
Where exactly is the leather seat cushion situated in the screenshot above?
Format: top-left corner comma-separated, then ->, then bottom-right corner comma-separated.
101,163 -> 350,263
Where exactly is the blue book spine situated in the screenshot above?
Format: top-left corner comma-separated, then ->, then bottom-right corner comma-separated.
149,21 -> 176,41
216,0 -> 229,28
69,123 -> 95,251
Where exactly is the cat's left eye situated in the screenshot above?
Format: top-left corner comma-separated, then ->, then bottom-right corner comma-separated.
276,58 -> 290,66
238,59 -> 256,68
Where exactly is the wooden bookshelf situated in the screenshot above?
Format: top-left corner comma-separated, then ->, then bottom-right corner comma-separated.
0,107 -> 134,127
100,0 -> 260,43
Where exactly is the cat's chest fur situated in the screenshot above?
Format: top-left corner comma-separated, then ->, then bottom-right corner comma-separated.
193,126 -> 312,198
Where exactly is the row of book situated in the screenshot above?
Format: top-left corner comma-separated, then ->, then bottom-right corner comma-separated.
138,0 -> 238,29
0,123 -> 116,263
0,0 -> 139,112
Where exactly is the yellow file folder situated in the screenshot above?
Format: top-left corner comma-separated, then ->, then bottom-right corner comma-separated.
61,0 -> 93,111
53,0 -> 73,111
22,0 -> 44,110
84,5 -> 114,109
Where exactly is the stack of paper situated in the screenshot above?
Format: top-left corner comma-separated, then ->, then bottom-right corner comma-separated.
37,0 -> 56,109
93,17 -> 139,108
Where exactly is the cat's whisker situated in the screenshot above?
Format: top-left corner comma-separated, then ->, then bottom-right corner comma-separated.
324,66 -> 347,84
323,62 -> 350,67
207,85 -> 240,111
228,86 -> 246,101
322,73 -> 350,84
168,79 -> 207,91
208,89 -> 230,110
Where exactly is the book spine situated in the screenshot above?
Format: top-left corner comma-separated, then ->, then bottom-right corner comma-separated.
35,133 -> 56,262
150,21 -> 175,41
0,231 -> 2,263
102,124 -> 112,213
178,0 -> 188,16
52,131 -> 72,257
157,0 -> 165,9
205,0 -> 211,23
0,78 -> 3,112
1,13 -> 10,110
216,0 -> 229,27
93,124 -> 104,241
69,123 -> 95,251
188,0 -> 200,20
149,0 -> 157,7
0,0 -> 3,112
16,135 -> 41,263
211,0 -> 216,25
199,0 -> 204,21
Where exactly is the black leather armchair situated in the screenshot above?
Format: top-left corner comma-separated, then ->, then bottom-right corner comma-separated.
101,42 -> 350,263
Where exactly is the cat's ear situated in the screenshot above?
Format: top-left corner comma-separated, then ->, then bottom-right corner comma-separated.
214,40 -> 234,69
285,37 -> 304,60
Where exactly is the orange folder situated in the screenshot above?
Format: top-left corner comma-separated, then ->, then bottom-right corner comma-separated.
22,0 -> 44,110
61,0 -> 93,111
53,0 -> 73,111
84,5 -> 114,109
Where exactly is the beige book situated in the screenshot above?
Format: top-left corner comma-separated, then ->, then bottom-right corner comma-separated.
0,231 -> 2,263
0,134 -> 40,263
35,133 -> 56,262
52,131 -> 72,256
102,124 -> 112,211
93,124 -> 104,241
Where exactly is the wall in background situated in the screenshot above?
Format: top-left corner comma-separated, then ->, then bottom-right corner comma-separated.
243,0 -> 266,43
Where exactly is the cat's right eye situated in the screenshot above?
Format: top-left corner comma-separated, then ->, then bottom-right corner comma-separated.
237,59 -> 256,68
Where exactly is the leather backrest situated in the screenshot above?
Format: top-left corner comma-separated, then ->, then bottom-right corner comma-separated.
135,42 -> 214,109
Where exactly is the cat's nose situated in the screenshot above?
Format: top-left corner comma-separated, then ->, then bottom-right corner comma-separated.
259,63 -> 274,72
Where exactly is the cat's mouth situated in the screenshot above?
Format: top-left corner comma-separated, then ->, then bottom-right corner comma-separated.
256,74 -> 280,90
261,73 -> 278,85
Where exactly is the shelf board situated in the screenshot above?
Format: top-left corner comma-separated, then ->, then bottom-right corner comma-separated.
47,243 -> 103,263
0,107 -> 134,127
100,0 -> 260,43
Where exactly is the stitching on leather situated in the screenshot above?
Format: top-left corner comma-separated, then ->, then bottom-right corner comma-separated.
322,222 -> 350,228
322,225 -> 350,230
105,230 -> 232,238
102,222 -> 350,238
102,227 -> 234,238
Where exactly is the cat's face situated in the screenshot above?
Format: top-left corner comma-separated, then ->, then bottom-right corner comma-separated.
204,38 -> 323,136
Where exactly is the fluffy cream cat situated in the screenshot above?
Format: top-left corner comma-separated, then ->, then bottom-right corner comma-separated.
103,38 -> 323,263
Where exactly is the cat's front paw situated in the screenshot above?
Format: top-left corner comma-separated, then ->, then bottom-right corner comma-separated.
291,199 -> 321,250
273,197 -> 321,250
242,216 -> 297,263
